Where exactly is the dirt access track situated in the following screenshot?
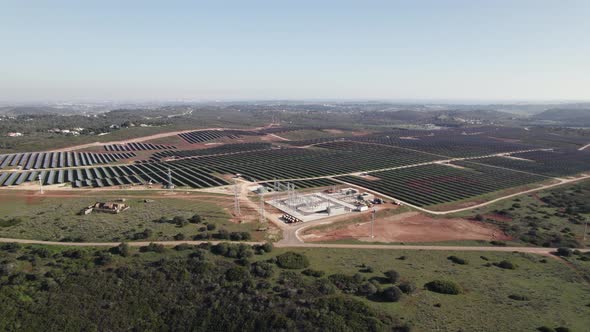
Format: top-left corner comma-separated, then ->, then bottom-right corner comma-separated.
301,211 -> 510,243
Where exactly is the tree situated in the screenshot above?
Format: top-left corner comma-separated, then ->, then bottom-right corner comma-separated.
381,286 -> 403,302
189,214 -> 202,223
556,247 -> 572,257
398,281 -> 416,294
424,280 -> 462,295
495,260 -> 516,270
173,216 -> 188,227
384,269 -> 400,283
276,252 -> 310,269
117,242 -> 130,257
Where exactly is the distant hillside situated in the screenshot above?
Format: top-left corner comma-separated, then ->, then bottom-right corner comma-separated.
533,109 -> 590,126
0,106 -> 61,116
386,110 -> 432,121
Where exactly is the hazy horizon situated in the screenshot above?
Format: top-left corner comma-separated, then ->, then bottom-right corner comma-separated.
2,0 -> 590,102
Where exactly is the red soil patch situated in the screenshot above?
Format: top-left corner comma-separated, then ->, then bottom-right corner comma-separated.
302,211 -> 510,243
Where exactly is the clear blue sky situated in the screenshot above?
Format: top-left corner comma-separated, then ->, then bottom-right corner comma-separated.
1,0 -> 589,102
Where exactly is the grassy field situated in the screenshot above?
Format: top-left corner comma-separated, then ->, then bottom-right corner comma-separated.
450,180 -> 590,248
0,193 -> 264,242
277,129 -> 352,141
1,242 -> 588,331
265,247 -> 590,332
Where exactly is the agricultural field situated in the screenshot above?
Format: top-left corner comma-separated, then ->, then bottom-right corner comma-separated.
337,163 -> 548,209
0,192 -> 262,242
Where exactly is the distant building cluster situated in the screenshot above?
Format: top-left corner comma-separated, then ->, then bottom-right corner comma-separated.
49,128 -> 84,136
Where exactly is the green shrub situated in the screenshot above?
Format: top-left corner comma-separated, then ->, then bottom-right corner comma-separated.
447,256 -> 468,265
508,294 -> 529,301
226,266 -> 249,282
424,280 -> 461,295
384,269 -> 400,283
302,269 -> 325,278
381,286 -> 403,302
0,242 -> 21,253
555,327 -> 571,332
398,281 -> 417,294
276,252 -> 310,269
111,242 -> 130,257
140,243 -> 165,253
328,273 -> 365,294
556,247 -> 572,257
251,261 -> 274,278
495,260 -> 516,270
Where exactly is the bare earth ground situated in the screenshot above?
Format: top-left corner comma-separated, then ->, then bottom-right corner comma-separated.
302,211 -> 510,243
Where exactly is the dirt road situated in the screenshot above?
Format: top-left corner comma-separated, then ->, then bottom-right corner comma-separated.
1,237 -> 587,256
51,127 -> 241,152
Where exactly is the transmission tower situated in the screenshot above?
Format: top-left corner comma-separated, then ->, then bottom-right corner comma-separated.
166,168 -> 174,190
370,208 -> 376,239
38,174 -> 43,195
259,192 -> 266,223
584,217 -> 588,241
233,180 -> 241,216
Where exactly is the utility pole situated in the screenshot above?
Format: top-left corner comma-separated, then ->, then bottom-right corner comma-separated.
38,174 -> 43,195
371,208 -> 376,239
233,179 -> 241,216
584,217 -> 588,242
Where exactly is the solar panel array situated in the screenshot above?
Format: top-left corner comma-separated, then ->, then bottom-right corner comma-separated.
0,151 -> 136,170
103,142 -> 176,151
0,162 -> 227,189
178,130 -> 262,144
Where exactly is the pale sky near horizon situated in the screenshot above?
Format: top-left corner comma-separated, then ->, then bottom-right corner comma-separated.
1,0 -> 589,102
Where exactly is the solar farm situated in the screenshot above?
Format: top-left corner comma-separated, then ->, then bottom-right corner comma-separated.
0,126 -> 589,213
